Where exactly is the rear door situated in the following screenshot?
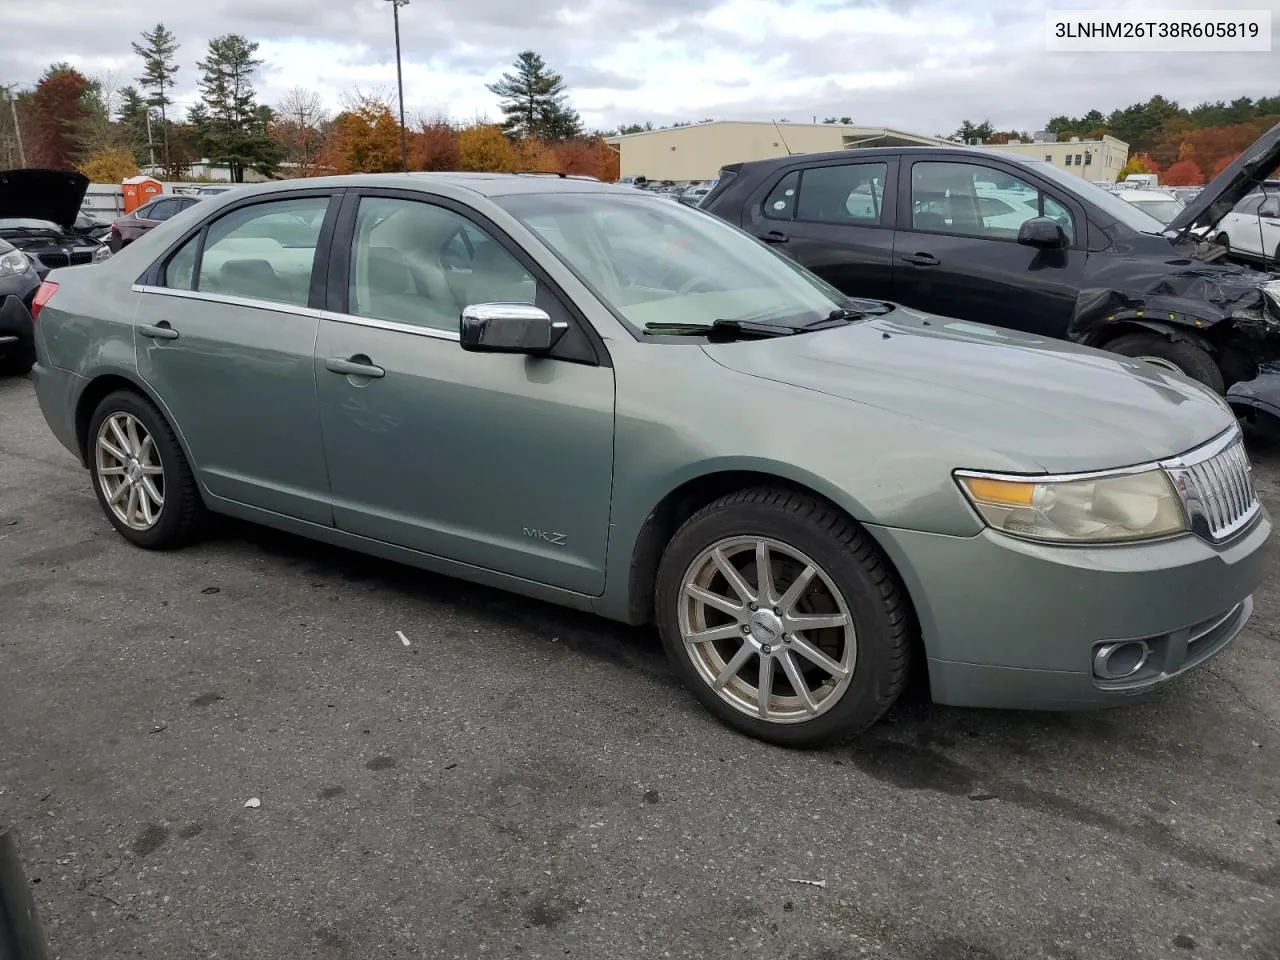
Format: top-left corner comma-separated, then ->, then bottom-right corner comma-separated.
740,158 -> 898,301
891,156 -> 1087,338
134,190 -> 340,524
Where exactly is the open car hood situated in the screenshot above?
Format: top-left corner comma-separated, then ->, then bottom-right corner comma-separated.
1165,119 -> 1280,237
0,168 -> 90,230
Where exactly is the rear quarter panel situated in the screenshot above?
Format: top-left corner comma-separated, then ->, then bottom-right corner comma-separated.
37,263 -> 141,378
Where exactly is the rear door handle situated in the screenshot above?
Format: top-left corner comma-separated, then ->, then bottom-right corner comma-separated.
325,356 -> 385,379
901,253 -> 940,266
139,321 -> 179,340
759,230 -> 789,244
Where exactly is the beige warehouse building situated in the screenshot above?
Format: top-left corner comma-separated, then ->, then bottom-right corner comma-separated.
979,135 -> 1130,183
605,121 -> 957,182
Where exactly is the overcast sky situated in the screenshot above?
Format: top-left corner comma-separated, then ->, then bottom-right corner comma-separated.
1,0 -> 1277,135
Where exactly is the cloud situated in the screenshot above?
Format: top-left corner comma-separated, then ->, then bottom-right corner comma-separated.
0,0 -> 1276,136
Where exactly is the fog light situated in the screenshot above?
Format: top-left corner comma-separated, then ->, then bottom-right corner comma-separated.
1093,640 -> 1151,680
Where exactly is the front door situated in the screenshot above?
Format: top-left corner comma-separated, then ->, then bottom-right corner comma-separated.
742,158 -> 898,302
891,157 -> 1087,339
135,193 -> 338,524
313,192 -> 616,595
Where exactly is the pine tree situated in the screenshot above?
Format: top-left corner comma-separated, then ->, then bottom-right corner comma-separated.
486,51 -> 582,143
196,34 -> 279,181
131,23 -> 180,166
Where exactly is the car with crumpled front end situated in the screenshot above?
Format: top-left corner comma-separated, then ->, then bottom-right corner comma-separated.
0,169 -> 112,281
21,172 -> 1274,746
701,120 -> 1280,395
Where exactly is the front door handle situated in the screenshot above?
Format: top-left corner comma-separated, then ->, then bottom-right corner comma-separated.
139,321 -> 179,340
325,356 -> 385,379
901,252 -> 940,266
759,230 -> 789,244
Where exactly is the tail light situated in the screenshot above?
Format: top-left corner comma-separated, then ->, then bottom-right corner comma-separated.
31,280 -> 59,323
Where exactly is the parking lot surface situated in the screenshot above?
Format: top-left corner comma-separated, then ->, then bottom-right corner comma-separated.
2,372 -> 1278,960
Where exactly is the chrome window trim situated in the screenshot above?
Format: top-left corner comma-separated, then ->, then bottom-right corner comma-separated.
131,283 -> 462,342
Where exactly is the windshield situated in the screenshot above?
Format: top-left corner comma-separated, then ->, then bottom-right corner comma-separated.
1016,159 -> 1168,234
1125,198 -> 1184,225
494,191 -> 854,332
0,217 -> 64,233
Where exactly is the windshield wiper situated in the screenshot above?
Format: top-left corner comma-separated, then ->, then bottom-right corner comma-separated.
643,319 -> 802,340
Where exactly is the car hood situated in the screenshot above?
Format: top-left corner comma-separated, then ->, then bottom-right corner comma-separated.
0,168 -> 90,230
702,308 -> 1235,474
1166,119 -> 1280,237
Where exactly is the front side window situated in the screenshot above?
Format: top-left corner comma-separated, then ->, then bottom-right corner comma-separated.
195,196 -> 330,306
348,197 -> 536,333
165,234 -> 199,290
1234,195 -> 1264,215
794,162 -> 888,225
495,192 -> 854,334
910,161 -> 1076,243
142,200 -> 173,221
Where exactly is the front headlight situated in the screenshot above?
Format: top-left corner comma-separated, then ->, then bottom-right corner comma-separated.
955,468 -> 1187,543
0,249 -> 29,277
93,244 -> 112,262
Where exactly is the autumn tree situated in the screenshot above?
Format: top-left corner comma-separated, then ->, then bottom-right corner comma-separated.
513,136 -> 558,172
196,34 -> 280,181
321,94 -> 402,173
409,116 -> 461,171
25,65 -> 92,169
456,123 -> 517,171
1118,153 -> 1161,179
549,136 -> 618,180
132,23 -> 180,166
1163,159 -> 1204,186
1211,152 -> 1241,177
78,147 -> 140,183
486,51 -> 582,142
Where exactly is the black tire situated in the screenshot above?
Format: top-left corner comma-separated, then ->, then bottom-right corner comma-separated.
1104,331 -> 1225,394
654,487 -> 912,747
0,340 -> 34,376
87,389 -> 206,549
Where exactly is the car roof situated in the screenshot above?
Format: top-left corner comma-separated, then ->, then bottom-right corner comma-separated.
727,145 -> 1041,171
203,172 -> 627,200
1118,190 -> 1182,201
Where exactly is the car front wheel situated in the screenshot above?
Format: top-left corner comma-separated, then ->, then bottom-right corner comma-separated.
87,389 -> 205,549
1103,332 -> 1225,394
655,487 -> 912,747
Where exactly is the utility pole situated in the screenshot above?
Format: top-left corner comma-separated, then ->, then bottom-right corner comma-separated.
2,84 -> 26,167
385,0 -> 410,171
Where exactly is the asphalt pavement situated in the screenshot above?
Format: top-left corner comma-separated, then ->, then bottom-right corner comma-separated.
1,372 -> 1278,960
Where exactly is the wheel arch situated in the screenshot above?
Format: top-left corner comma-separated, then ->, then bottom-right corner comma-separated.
74,371 -> 197,473
624,466 -> 920,635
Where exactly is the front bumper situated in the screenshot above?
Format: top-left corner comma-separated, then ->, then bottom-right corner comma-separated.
867,510 -> 1272,710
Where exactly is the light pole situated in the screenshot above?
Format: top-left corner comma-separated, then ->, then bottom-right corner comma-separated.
1,84 -> 26,167
385,0 -> 410,171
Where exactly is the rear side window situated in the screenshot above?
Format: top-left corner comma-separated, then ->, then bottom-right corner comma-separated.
195,197 -> 330,307
763,171 -> 799,221
794,163 -> 888,225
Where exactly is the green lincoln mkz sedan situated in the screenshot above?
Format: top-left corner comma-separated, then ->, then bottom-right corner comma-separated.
22,172 -> 1273,746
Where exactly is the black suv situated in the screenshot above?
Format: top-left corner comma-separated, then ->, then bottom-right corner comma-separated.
702,122 -> 1280,393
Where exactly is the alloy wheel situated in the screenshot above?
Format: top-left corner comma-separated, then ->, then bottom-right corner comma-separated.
95,412 -> 165,531
677,536 -> 856,724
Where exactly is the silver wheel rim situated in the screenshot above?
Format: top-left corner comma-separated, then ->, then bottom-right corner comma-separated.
95,412 -> 165,531
1135,355 -> 1183,374
677,536 -> 856,724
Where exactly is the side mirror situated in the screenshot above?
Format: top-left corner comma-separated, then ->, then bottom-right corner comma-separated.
459,302 -> 567,355
1017,217 -> 1068,249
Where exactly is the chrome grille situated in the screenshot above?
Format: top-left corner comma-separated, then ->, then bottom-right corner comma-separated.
1163,429 -> 1259,542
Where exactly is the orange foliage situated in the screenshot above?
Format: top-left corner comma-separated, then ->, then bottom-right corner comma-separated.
1210,152 -> 1241,177
512,137 -> 559,172
456,124 -> 517,172
548,137 -> 619,180
410,121 -> 461,171
320,97 -> 403,174
1162,159 -> 1204,186
27,68 -> 92,169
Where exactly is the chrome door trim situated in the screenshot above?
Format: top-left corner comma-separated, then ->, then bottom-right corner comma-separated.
132,284 -> 462,342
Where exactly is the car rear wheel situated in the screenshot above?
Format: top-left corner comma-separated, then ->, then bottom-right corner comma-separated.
88,390 -> 205,549
654,487 -> 912,747
1103,332 -> 1225,394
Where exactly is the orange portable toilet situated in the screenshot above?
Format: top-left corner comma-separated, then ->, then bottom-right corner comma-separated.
121,175 -> 163,214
